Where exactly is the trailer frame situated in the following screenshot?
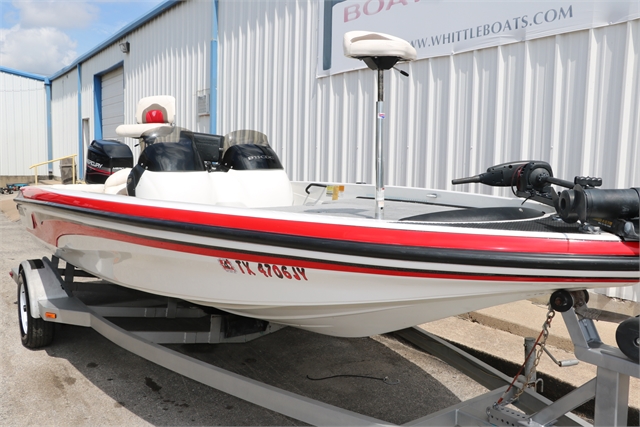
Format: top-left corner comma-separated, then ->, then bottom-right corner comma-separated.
12,256 -> 638,426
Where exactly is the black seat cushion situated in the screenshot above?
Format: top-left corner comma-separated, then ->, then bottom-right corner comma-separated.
221,144 -> 283,170
137,141 -> 205,172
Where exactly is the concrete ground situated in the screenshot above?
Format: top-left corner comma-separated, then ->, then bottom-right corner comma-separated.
420,301 -> 640,424
1,191 -> 638,425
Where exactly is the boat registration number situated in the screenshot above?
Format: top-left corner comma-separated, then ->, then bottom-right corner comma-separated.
218,259 -> 308,281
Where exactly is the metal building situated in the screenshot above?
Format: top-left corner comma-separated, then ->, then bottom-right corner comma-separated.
39,1 -> 640,187
0,68 -> 49,184
47,0 -> 213,174
2,0 -> 639,300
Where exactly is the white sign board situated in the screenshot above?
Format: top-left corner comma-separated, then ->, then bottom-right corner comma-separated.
318,0 -> 639,76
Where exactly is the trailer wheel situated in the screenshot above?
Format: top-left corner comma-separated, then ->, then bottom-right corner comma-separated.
549,290 -> 573,312
17,270 -> 54,348
616,315 -> 639,363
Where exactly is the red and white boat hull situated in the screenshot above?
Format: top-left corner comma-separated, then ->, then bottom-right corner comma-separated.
16,185 -> 639,337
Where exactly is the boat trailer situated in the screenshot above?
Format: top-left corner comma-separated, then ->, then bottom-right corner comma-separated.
12,256 -> 639,426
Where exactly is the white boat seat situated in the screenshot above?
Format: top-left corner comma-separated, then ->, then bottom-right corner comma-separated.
343,31 -> 417,70
103,168 -> 130,195
116,95 -> 176,138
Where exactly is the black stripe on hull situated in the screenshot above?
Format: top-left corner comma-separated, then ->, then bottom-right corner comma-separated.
23,199 -> 640,274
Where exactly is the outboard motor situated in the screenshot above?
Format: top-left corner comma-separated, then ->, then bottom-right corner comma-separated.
85,139 -> 133,184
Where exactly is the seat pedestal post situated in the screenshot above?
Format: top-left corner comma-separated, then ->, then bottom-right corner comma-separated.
375,68 -> 385,220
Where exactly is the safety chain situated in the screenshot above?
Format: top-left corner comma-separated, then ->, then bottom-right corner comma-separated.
496,307 -> 556,406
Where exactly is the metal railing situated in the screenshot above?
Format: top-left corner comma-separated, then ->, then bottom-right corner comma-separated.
29,154 -> 78,185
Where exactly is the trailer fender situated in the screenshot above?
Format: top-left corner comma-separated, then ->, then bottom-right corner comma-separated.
19,258 -> 68,319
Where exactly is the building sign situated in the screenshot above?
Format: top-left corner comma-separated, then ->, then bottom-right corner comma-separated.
318,0 -> 639,76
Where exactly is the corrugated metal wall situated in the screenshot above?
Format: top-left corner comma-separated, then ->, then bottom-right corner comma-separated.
218,0 -> 321,181
120,0 -> 212,156
218,1 -> 639,300
50,71 -> 79,176
0,72 -> 47,176
52,0 -> 211,160
220,2 -> 639,192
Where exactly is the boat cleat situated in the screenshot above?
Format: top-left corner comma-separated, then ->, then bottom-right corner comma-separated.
578,222 -> 601,234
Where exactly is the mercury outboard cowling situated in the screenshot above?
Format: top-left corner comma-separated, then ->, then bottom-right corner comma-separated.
86,139 -> 133,184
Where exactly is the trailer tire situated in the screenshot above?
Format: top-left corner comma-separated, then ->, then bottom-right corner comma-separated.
17,270 -> 54,348
616,315 -> 639,363
549,290 -> 573,312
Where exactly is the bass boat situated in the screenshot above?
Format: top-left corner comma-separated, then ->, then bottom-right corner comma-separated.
15,32 -> 639,338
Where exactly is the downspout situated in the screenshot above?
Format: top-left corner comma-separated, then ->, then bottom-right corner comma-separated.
44,78 -> 53,178
93,74 -> 103,141
209,0 -> 219,134
77,63 -> 84,180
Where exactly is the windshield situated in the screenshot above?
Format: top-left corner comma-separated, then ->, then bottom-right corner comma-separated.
223,130 -> 269,151
141,126 -> 190,144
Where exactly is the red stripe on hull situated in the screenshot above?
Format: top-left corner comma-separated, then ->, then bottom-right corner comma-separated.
30,217 -> 638,285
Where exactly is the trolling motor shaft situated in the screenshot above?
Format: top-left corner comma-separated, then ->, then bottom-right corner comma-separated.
375,69 -> 385,220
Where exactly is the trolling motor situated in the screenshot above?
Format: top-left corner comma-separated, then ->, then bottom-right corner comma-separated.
453,161 -> 640,240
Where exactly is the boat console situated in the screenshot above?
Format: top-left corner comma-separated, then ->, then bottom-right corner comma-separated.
122,126 -> 293,208
108,95 -> 293,208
